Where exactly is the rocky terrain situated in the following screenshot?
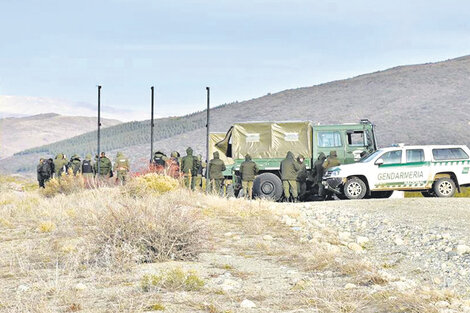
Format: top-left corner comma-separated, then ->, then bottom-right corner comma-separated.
1,174 -> 469,312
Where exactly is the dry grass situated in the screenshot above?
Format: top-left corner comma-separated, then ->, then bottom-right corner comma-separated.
0,174 -> 466,312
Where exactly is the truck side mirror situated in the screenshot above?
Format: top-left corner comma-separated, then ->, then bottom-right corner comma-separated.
375,158 -> 384,166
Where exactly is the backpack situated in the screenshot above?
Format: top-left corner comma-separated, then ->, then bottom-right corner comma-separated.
154,156 -> 165,167
82,160 -> 93,173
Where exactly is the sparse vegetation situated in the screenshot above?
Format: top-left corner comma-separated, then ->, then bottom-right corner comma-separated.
0,174 -> 467,312
141,267 -> 205,292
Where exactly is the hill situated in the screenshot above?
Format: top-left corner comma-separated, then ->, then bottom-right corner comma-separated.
2,55 -> 470,174
0,113 -> 121,159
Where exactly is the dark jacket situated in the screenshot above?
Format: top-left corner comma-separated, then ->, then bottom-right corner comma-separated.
296,162 -> 307,183
209,152 -> 226,180
312,152 -> 326,183
239,154 -> 258,181
280,151 -> 301,181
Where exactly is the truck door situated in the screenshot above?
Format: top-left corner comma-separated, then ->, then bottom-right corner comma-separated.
403,148 -> 429,188
315,131 -> 345,162
369,149 -> 404,191
345,130 -> 372,164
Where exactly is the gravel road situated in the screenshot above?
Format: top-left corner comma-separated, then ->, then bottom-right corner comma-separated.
300,198 -> 470,294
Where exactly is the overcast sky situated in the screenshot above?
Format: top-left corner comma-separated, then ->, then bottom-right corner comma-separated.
1,0 -> 470,120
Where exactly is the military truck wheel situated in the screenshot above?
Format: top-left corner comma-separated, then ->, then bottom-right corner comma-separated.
253,173 -> 283,201
343,177 -> 367,200
370,191 -> 394,199
433,178 -> 456,198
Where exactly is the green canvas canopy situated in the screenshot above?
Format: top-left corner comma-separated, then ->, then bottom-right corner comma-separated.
210,132 -> 235,165
223,121 -> 312,159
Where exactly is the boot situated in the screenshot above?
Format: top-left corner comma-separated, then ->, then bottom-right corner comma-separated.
293,197 -> 299,203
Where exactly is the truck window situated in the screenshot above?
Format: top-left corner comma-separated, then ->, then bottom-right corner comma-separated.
381,150 -> 402,164
347,131 -> 366,146
318,131 -> 342,148
432,148 -> 469,160
406,149 -> 425,163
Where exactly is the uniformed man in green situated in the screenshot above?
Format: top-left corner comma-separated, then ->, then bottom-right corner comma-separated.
323,150 -> 341,170
181,147 -> 195,188
239,154 -> 258,199
114,152 -> 130,185
95,152 -> 113,178
69,154 -> 82,176
280,151 -> 301,202
312,152 -> 326,196
296,154 -> 307,199
53,153 -> 68,178
209,151 -> 226,195
192,154 -> 204,191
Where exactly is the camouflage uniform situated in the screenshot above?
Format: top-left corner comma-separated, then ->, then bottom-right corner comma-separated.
69,154 -> 82,176
53,153 -> 68,178
94,153 -> 113,178
323,150 -> 341,170
209,151 -> 226,195
239,154 -> 258,199
280,151 -> 301,201
114,152 -> 130,185
181,147 -> 195,188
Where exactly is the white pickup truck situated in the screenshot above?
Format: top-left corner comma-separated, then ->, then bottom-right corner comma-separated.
323,145 -> 470,199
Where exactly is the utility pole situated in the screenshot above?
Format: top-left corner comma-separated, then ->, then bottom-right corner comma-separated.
150,86 -> 155,163
205,87 -> 210,193
97,85 -> 102,176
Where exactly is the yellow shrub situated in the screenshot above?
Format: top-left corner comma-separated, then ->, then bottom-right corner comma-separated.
41,175 -> 85,198
141,268 -> 205,292
38,221 -> 56,233
125,174 -> 179,197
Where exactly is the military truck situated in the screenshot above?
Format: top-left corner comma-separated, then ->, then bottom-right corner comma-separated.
209,119 -> 378,201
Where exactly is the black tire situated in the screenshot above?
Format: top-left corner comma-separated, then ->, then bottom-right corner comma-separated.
253,173 -> 283,201
433,178 -> 456,198
343,177 -> 367,200
421,191 -> 435,198
370,191 -> 394,199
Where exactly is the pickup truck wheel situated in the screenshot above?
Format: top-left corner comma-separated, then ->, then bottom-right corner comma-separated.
370,191 -> 394,199
253,173 -> 283,201
433,178 -> 456,198
343,177 -> 367,200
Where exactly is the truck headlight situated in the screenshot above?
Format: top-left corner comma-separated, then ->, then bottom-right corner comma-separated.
329,170 -> 341,177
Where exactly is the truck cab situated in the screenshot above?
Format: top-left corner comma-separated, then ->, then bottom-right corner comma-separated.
210,119 -> 377,201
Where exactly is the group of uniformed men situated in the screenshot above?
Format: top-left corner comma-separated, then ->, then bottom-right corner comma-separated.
151,147 -> 340,201
37,146 -> 340,201
36,151 -> 130,188
151,147 -> 227,193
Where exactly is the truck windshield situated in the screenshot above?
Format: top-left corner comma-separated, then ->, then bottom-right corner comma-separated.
360,150 -> 383,163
